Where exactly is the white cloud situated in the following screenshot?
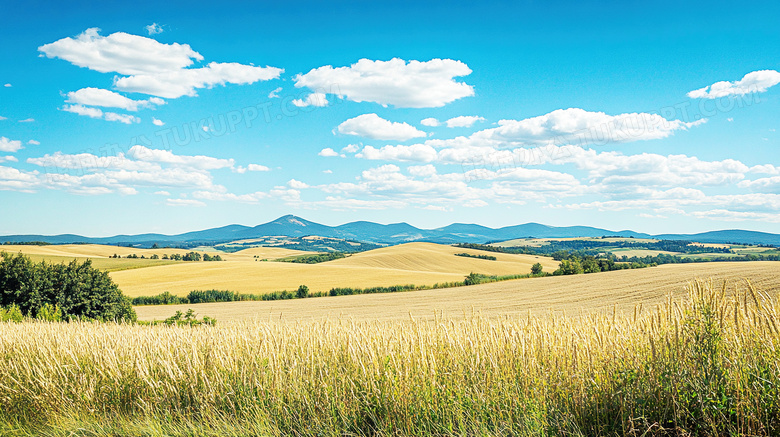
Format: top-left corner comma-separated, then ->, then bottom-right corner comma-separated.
27,140 -> 40,145
145,23 -> 163,35
3,84 -> 10,88
62,104 -> 138,123
688,70 -> 780,99
127,145 -> 233,170
247,164 -> 270,172
41,28 -> 283,99
341,144 -> 360,154
0,116 -> 6,121
154,190 -> 170,196
318,148 -> 339,157
288,179 -> 309,189
323,169 -> 333,174
268,87 -> 282,98
477,108 -> 704,146
0,165 -> 39,192
114,62 -> 283,99
357,144 -> 438,162
738,176 -> 780,193
294,58 -> 474,108
27,151 -> 159,172
39,28 -> 202,76
336,113 -> 426,141
2,156 -> 18,162
192,190 -> 269,203
420,117 -> 440,127
408,164 -> 437,177
66,87 -> 165,111
18,118 -> 34,123
445,115 -> 485,128
0,137 -> 23,153
291,92 -> 328,107
104,112 -> 140,124
167,198 -> 206,207
62,104 -> 103,118
152,117 -> 164,126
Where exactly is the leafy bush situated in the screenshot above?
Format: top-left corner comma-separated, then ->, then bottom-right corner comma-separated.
0,252 -> 136,322
131,292 -> 188,306
280,252 -> 346,264
187,289 -> 240,304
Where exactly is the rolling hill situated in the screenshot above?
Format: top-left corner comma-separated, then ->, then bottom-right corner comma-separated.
2,214 -> 779,247
108,242 -> 558,297
134,261 -> 780,322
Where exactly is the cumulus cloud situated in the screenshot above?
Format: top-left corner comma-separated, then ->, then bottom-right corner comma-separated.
152,117 -> 164,126
192,190 -> 269,203
688,70 -> 780,99
477,108 -> 704,146
247,164 -> 270,172
268,87 -> 282,98
3,84 -> 10,88
291,92 -> 328,107
167,198 -> 206,207
357,144 -> 438,162
62,104 -> 140,124
127,145 -> 233,170
288,179 -> 309,189
295,58 -> 474,108
114,61 -> 283,99
104,112 -> 140,124
66,87 -> 165,111
336,113 -> 426,141
145,23 -> 163,35
39,28 -> 202,76
319,148 -> 339,157
0,165 -> 39,192
27,140 -> 40,145
420,117 -> 440,127
0,137 -> 23,153
62,104 -> 103,119
40,28 -> 283,99
445,115 -> 485,128
341,144 -> 360,154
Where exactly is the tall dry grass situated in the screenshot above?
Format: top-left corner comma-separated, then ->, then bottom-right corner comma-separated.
1,279 -> 779,436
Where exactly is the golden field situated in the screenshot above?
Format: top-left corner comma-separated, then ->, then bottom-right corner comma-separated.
111,242 -> 557,297
135,260 -> 780,322
2,280 -> 780,436
1,242 -> 558,297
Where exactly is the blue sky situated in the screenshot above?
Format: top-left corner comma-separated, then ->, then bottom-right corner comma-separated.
1,0 -> 779,236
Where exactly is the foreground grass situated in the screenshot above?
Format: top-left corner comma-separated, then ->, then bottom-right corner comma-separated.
1,280 -> 779,436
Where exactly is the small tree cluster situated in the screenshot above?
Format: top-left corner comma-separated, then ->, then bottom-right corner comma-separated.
0,252 -> 136,321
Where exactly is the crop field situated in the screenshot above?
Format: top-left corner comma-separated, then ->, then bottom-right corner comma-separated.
134,261 -> 780,322
3,279 -> 780,436
113,243 -> 558,297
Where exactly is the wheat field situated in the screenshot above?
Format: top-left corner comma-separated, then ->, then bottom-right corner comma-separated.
2,279 -> 779,436
111,243 -> 558,297
134,261 -> 780,322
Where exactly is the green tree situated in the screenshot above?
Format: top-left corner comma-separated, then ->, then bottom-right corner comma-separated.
0,252 -> 136,321
531,263 -> 543,275
296,285 -> 309,299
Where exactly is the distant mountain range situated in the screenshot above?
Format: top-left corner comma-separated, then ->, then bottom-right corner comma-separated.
2,214 -> 779,247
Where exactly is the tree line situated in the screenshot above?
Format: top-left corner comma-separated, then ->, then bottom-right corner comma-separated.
111,252 -> 222,261
0,252 -> 136,321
